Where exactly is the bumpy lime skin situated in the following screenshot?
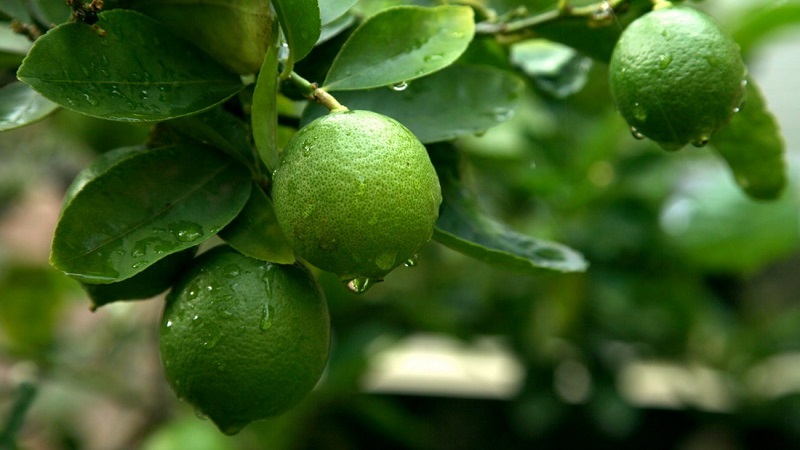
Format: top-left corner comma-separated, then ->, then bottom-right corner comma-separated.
609,6 -> 747,150
159,246 -> 330,435
272,110 -> 442,281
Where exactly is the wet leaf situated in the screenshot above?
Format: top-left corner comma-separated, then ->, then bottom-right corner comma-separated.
51,144 -> 251,284
305,64 -> 523,143
323,5 -> 474,91
83,246 -> 198,309
252,24 -> 280,172
17,10 -> 242,122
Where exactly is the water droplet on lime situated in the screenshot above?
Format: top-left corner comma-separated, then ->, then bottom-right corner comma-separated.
260,304 -> 273,331
404,254 -> 419,268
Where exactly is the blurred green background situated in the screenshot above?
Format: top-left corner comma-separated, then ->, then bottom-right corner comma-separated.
3,1 -> 800,449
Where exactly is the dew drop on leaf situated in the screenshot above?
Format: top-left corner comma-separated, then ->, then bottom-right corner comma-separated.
345,276 -> 378,293
390,81 -> 408,91
630,126 -> 646,140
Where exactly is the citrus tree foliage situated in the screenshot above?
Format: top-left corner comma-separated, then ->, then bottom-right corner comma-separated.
0,0 -> 794,444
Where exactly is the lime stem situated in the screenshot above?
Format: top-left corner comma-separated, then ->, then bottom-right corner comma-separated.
288,72 -> 349,113
475,0 -> 632,36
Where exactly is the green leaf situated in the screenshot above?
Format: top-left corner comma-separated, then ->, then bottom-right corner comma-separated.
661,161 -> 800,273
0,21 -> 32,67
305,64 -> 524,143
710,77 -> 786,200
160,107 -> 255,171
126,0 -> 272,75
510,40 -> 593,98
323,5 -> 475,91
272,0 -> 321,74
430,145 -> 588,274
0,1 -> 31,23
252,24 -> 280,172
63,145 -> 144,206
17,10 -> 243,122
83,246 -> 198,310
51,144 -> 252,284
320,0 -> 358,25
731,3 -> 800,57
219,185 -> 295,264
0,82 -> 59,131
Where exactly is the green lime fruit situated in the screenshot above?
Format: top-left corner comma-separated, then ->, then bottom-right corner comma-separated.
609,5 -> 747,150
271,110 -> 442,290
159,245 -> 330,435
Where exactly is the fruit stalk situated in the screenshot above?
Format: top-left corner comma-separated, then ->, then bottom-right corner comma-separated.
288,71 -> 348,113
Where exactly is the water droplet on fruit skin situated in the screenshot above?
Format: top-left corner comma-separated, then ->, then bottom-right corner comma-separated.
658,54 -> 672,69
165,320 -> 173,328
390,81 -> 408,91
632,103 -> 647,122
222,264 -> 240,278
630,126 -> 646,140
260,303 -> 273,331
404,254 -> 419,268
194,408 -> 208,420
345,277 -> 379,294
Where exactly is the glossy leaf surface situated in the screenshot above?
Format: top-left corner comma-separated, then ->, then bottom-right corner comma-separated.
305,64 -> 523,143
0,82 -> 59,131
17,10 -> 242,122
51,144 -> 251,283
323,5 -> 474,91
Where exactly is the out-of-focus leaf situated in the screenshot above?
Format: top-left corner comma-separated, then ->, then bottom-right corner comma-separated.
0,22 -> 31,67
17,10 -> 242,122
0,82 -> 58,131
219,185 -> 295,264
510,40 -> 593,98
660,161 -> 800,273
272,0 -> 320,74
320,0 -> 358,25
305,64 -> 524,143
323,5 -> 474,91
0,1 -> 31,23
430,145 -> 588,274
124,0 -> 272,74
51,144 -> 251,284
711,77 -> 786,200
731,3 -> 800,57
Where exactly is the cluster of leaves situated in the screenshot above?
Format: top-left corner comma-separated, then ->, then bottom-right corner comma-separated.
0,1 -> 787,301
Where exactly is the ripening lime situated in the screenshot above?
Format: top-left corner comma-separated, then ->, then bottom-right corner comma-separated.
271,110 -> 442,288
159,245 -> 330,435
609,5 -> 747,150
